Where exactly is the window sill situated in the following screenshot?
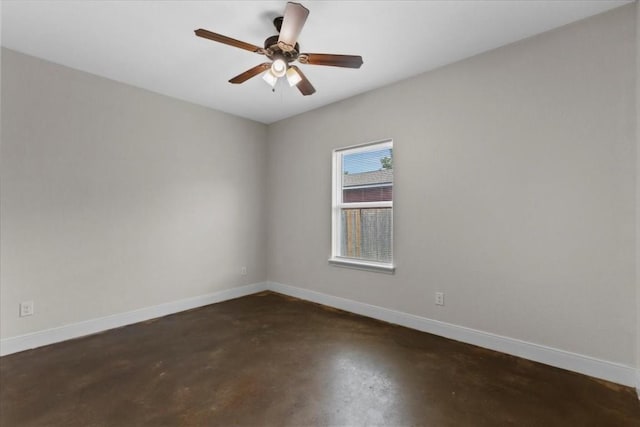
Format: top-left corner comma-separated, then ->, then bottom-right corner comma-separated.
328,257 -> 395,274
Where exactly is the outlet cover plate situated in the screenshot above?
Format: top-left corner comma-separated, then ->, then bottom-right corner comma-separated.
19,301 -> 34,317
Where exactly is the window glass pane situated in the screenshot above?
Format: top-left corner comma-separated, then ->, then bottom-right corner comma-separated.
342,148 -> 393,203
340,207 -> 392,263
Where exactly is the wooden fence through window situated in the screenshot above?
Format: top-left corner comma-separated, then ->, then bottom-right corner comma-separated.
341,208 -> 392,262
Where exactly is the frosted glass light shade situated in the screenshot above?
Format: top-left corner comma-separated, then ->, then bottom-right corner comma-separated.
286,67 -> 302,87
262,70 -> 278,87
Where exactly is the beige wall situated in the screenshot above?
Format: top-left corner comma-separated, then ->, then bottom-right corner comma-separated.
267,5 -> 636,365
636,0 -> 640,386
0,48 -> 268,338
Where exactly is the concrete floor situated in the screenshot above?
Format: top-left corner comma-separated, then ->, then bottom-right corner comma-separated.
1,291 -> 639,426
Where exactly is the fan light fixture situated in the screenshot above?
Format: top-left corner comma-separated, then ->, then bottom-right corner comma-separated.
263,63 -> 302,89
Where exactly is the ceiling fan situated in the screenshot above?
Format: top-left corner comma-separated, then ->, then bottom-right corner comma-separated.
194,2 -> 363,96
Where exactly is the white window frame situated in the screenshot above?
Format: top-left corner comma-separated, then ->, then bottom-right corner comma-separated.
329,139 -> 395,273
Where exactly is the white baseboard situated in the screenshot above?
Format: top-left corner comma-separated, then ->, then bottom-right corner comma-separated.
0,282 -> 268,356
2,280 -> 637,393
267,281 -> 637,389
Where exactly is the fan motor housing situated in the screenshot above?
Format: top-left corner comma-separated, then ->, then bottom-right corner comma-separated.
264,35 -> 299,61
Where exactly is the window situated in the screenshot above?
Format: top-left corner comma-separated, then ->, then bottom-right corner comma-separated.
330,139 -> 394,273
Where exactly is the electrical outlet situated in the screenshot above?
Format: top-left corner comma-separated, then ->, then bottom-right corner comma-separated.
435,292 -> 445,306
241,266 -> 247,276
19,301 -> 34,317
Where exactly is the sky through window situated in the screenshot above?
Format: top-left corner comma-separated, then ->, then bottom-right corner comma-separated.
343,148 -> 392,174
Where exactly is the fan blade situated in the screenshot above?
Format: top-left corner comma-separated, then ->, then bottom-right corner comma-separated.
290,66 -> 315,96
299,53 -> 363,68
195,29 -> 263,54
229,63 -> 271,84
277,2 -> 309,51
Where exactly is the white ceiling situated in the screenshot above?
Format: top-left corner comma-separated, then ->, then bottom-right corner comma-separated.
1,0 -> 631,124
